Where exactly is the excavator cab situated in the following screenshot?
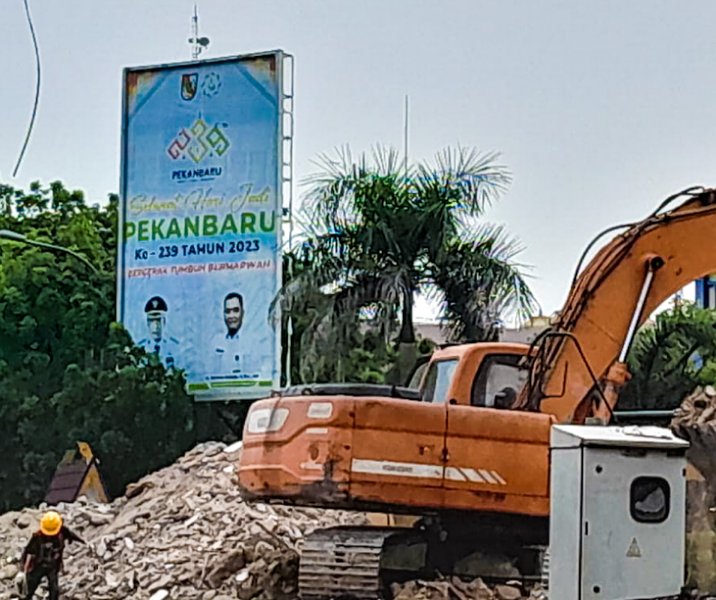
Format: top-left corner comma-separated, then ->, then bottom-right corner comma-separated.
404,355 -> 430,389
417,342 -> 531,408
406,345 -> 530,409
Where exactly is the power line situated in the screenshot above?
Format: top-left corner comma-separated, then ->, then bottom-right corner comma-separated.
13,0 -> 42,178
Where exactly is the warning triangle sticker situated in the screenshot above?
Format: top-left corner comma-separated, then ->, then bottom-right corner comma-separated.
626,537 -> 642,558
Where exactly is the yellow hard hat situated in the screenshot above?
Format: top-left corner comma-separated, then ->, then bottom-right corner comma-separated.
40,511 -> 62,536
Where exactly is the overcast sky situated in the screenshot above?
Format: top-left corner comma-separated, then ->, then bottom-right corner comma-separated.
2,0 -> 712,317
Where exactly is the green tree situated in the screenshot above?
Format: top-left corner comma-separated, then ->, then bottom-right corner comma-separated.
620,303 -> 716,411
0,181 -> 202,510
277,146 -> 536,382
50,325 -> 196,499
279,250 -> 397,385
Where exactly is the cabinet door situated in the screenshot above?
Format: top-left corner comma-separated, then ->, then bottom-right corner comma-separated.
581,448 -> 684,600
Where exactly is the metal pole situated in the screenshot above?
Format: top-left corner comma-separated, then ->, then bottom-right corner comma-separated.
403,94 -> 409,177
0,229 -> 99,274
618,256 -> 664,363
191,4 -> 199,60
282,54 -> 296,389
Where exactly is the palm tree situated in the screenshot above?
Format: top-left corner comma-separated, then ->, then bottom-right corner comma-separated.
278,145 -> 537,382
620,303 -> 716,410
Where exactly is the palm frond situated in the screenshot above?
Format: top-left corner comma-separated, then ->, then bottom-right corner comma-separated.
371,145 -> 404,177
277,143 -> 535,380
291,269 -> 408,381
459,222 -> 528,263
620,304 -> 716,409
303,145 -> 412,235
430,227 -> 536,341
413,146 -> 512,217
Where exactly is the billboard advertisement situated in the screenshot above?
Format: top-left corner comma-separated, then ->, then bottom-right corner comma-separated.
117,51 -> 285,400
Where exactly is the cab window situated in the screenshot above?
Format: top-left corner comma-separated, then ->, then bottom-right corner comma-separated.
406,359 -> 429,389
422,359 -> 459,404
471,354 -> 528,408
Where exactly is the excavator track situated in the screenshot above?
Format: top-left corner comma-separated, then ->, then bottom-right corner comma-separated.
298,527 -> 411,600
297,520 -> 550,599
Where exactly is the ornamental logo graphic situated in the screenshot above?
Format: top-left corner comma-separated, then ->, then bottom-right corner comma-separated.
201,72 -> 222,98
181,73 -> 198,101
166,118 -> 231,163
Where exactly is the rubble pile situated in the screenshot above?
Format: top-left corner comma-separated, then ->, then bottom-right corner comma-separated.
390,578 -> 546,600
0,441 -> 551,600
672,386 -> 716,593
0,441 -> 365,600
672,385 -> 716,481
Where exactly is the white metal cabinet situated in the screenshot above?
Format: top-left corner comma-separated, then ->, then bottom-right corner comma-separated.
550,425 -> 687,600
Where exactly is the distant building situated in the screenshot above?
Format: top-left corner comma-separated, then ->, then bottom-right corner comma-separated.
413,320 -> 449,345
414,314 -> 552,346
498,314 -> 552,345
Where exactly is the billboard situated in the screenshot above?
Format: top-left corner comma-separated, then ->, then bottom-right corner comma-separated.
117,51 -> 285,400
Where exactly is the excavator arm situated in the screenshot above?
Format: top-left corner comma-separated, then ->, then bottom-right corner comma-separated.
524,187 -> 716,423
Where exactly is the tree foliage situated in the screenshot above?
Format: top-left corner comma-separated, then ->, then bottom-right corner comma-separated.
0,181 -> 199,511
275,146 -> 536,382
279,250 -> 398,385
620,303 -> 716,411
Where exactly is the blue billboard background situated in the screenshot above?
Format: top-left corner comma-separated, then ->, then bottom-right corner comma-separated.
118,52 -> 283,399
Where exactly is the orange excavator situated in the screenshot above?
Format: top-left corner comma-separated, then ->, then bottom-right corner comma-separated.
238,186 -> 716,598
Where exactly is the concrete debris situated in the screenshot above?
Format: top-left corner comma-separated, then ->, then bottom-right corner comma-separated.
672,386 -> 716,594
390,577 -> 546,600
0,441 -> 548,600
672,385 -> 716,481
0,442 -> 363,600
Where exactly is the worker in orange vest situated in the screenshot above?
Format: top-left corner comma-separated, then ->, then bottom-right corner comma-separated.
20,511 -> 86,600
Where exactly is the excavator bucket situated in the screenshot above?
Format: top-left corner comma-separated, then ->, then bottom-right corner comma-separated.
44,441 -> 110,505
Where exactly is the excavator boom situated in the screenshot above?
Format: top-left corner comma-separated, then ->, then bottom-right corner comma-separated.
527,187 -> 716,423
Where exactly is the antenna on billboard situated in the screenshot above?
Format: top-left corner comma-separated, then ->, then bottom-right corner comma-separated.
188,4 -> 210,60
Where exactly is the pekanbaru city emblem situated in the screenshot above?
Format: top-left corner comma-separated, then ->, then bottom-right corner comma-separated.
181,73 -> 198,101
